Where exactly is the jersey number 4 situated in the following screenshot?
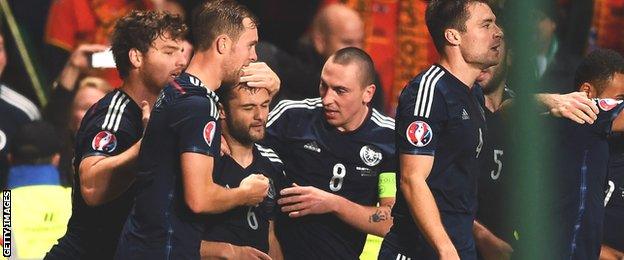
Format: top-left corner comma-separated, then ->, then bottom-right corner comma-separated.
330,163 -> 347,192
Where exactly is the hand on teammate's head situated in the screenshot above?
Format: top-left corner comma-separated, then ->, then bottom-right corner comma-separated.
239,62 -> 281,97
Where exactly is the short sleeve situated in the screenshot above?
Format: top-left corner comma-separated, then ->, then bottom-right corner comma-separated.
80,110 -> 141,159
170,95 -> 221,157
396,84 -> 448,155
263,100 -> 293,154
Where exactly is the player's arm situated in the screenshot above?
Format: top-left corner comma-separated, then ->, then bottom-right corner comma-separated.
278,183 -> 394,237
268,220 -> 283,260
534,92 -> 599,124
80,101 -> 151,206
600,244 -> 624,260
80,142 -> 140,206
400,154 -> 458,259
473,220 -> 513,260
199,241 -> 271,260
181,153 -> 269,214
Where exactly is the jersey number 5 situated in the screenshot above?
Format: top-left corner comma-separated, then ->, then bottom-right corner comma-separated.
330,163 -> 346,192
491,150 -> 504,180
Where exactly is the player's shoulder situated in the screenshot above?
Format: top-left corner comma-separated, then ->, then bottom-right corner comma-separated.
254,144 -> 283,165
254,144 -> 285,177
267,98 -> 322,127
368,108 -> 395,131
0,84 -> 41,121
82,90 -> 141,133
400,64 -> 451,104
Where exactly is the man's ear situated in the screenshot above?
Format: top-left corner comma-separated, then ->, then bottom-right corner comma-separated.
445,28 -> 462,46
129,48 -> 143,69
51,153 -> 61,167
362,84 -> 376,104
579,82 -> 597,99
218,103 -> 226,120
216,35 -> 230,54
311,30 -> 326,57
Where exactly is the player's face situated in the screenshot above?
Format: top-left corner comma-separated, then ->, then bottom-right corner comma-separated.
320,61 -> 374,132
477,40 -> 507,93
224,86 -> 270,145
598,73 -> 624,100
460,2 -> 503,69
70,87 -> 107,134
141,34 -> 187,92
0,35 -> 6,77
223,18 -> 258,88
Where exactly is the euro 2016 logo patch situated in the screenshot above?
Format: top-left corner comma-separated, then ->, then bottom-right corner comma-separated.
360,145 -> 383,167
92,131 -> 117,153
598,98 -> 623,111
203,121 -> 216,146
406,121 -> 432,147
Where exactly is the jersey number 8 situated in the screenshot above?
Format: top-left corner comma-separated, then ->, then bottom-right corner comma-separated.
330,163 -> 346,192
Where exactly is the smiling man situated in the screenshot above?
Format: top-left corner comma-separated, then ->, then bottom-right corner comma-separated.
262,47 -> 397,259
46,10 -> 188,260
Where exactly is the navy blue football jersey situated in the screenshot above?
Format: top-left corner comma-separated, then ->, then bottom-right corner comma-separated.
543,98 -> 624,260
203,144 -> 282,253
604,134 -> 624,252
115,73 -> 221,260
0,85 -> 40,184
387,64 -> 486,259
46,90 -> 142,260
476,87 -> 515,245
262,98 -> 396,260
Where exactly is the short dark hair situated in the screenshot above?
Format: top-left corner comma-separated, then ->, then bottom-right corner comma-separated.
426,0 -> 490,54
329,47 -> 376,86
111,10 -> 187,79
216,84 -> 261,112
574,48 -> 624,94
10,121 -> 60,165
191,0 -> 258,51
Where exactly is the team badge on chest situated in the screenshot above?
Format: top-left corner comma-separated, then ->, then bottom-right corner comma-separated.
360,145 -> 383,167
406,121 -> 432,147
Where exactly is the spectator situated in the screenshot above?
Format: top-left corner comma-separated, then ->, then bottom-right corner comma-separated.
257,3 -> 385,111
0,30 -> 41,188
7,121 -> 71,259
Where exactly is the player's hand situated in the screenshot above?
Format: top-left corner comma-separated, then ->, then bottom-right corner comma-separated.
278,183 -> 339,217
240,174 -> 269,206
140,100 -> 151,130
220,135 -> 231,156
540,92 -> 598,124
233,245 -> 272,260
240,62 -> 280,97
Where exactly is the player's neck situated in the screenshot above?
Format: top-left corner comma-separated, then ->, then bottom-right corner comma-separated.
337,106 -> 369,133
438,55 -> 482,89
484,82 -> 506,113
119,75 -> 158,110
223,132 -> 254,168
185,52 -> 222,92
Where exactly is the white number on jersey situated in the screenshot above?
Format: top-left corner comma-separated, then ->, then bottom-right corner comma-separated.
490,150 -> 504,180
329,163 -> 347,192
605,180 -> 616,206
247,206 -> 258,230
